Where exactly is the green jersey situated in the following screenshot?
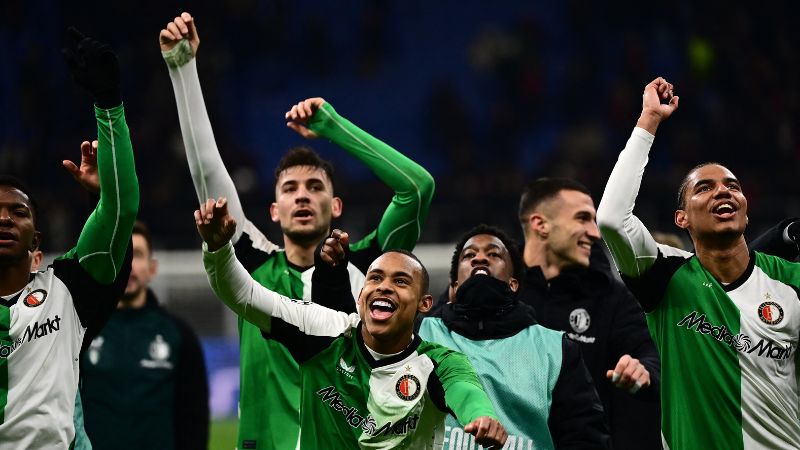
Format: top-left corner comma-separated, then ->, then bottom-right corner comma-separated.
0,104 -> 138,449
624,250 -> 800,450
203,242 -> 497,449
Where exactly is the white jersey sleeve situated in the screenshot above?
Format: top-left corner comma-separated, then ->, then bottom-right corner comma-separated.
165,46 -> 272,247
203,241 -> 359,336
596,127 -> 690,278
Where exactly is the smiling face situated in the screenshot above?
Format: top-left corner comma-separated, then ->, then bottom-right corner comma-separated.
0,185 -> 40,266
270,165 -> 342,247
675,164 -> 748,241
452,234 -> 518,296
358,252 -> 432,353
537,190 -> 600,270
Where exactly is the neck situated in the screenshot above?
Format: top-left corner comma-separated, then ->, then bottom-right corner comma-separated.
693,235 -> 750,283
283,236 -> 318,268
118,289 -> 148,309
524,238 -> 561,280
0,258 -> 33,296
361,326 -> 413,355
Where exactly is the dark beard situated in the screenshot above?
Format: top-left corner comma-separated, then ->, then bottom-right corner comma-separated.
284,224 -> 329,247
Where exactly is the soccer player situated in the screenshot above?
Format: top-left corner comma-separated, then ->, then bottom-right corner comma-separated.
196,198 -> 506,449
516,178 -> 660,449
0,29 -> 138,449
159,12 -> 435,449
419,224 -> 610,449
597,77 -> 800,449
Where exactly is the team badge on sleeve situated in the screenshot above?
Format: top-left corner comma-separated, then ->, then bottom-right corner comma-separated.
23,289 -> 47,308
396,374 -> 421,401
758,301 -> 784,325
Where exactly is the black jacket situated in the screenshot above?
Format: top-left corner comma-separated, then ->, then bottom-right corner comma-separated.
80,290 -> 209,450
519,243 -> 661,450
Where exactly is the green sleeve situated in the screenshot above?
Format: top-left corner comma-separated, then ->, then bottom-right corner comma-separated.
429,346 -> 498,425
309,103 -> 434,251
60,104 -> 139,284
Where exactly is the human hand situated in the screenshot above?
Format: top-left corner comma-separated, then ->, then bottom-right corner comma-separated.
636,77 -> 679,134
320,229 -> 350,267
285,97 -> 327,139
195,197 -> 237,252
463,416 -> 508,448
606,354 -> 651,394
62,27 -> 120,108
63,140 -> 100,194
159,12 -> 200,55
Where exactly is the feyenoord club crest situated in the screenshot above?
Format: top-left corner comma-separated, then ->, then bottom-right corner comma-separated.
569,308 -> 591,333
23,289 -> 47,308
396,374 -> 421,401
758,301 -> 784,325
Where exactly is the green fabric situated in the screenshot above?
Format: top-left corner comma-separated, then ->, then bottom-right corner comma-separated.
59,104 -> 139,284
161,40 -> 193,69
415,341 -> 497,426
0,306 -> 9,424
419,317 -> 560,449
310,102 -> 434,251
72,392 -> 91,450
647,256 -> 743,450
298,333 -> 492,449
236,253 -> 305,450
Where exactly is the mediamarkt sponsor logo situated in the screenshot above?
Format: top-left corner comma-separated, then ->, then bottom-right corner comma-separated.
0,315 -> 62,358
677,311 -> 792,360
316,386 -> 419,437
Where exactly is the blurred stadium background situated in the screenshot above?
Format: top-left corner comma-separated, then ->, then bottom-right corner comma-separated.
3,0 -> 799,447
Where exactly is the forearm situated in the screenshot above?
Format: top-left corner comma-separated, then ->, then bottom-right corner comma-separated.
164,45 -> 247,242
446,381 -> 498,426
596,128 -> 660,277
203,241 -> 276,329
311,103 -> 434,250
74,104 -> 139,283
203,242 -> 355,334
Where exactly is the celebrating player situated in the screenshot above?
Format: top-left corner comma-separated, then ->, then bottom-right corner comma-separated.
196,198 -> 506,449
159,12 -> 434,449
597,77 -> 800,449
0,29 -> 138,448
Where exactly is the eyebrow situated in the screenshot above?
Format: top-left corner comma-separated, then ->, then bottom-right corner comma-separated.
694,177 -> 740,188
463,243 -> 502,252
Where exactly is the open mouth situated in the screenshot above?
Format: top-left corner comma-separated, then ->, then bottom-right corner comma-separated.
470,266 -> 490,277
292,209 -> 314,221
577,241 -> 592,253
369,298 -> 397,321
711,202 -> 737,219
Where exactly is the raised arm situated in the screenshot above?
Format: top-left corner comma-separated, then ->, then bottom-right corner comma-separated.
596,77 -> 683,277
197,198 -> 355,335
61,28 -> 138,283
160,13 -> 257,246
286,98 -> 435,252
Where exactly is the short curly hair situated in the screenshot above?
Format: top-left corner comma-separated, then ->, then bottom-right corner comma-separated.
449,224 -> 524,283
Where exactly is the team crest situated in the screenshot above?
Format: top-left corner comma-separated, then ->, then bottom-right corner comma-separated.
395,374 -> 421,401
23,289 -> 47,308
758,301 -> 784,325
569,308 -> 591,333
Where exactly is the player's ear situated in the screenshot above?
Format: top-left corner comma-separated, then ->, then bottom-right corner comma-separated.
418,294 -> 433,314
331,196 -> 343,219
675,209 -> 688,229
31,231 -> 42,252
508,277 -> 519,293
531,213 -> 549,238
269,202 -> 279,223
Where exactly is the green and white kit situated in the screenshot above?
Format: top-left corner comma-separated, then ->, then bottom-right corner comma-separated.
203,242 -> 496,449
164,42 -> 433,450
598,127 -> 800,450
0,105 -> 138,449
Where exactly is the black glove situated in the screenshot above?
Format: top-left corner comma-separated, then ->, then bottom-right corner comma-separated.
62,27 -> 121,108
